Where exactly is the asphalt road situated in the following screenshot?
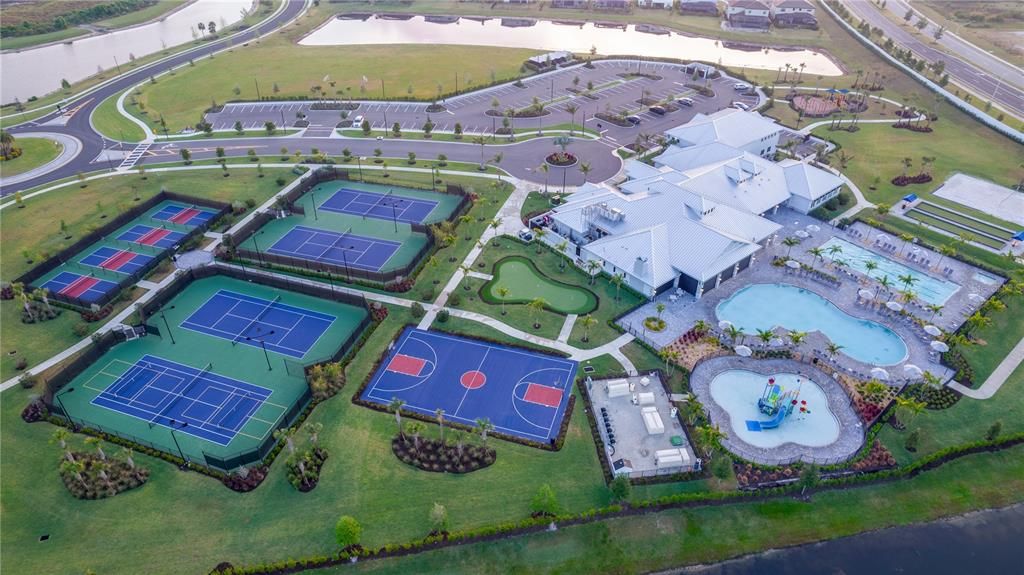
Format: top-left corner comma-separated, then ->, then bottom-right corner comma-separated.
844,0 -> 1024,118
0,0 -> 309,196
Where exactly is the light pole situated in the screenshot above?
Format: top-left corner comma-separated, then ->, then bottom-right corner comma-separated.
317,268 -> 335,293
310,189 -> 318,220
357,156 -> 365,181
247,329 -> 276,371
251,230 -> 266,266
169,422 -> 188,466
341,247 -> 352,281
159,305 -> 177,344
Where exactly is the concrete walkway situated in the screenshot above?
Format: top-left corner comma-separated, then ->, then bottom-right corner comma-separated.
557,314 -> 578,343
949,336 -> 1024,400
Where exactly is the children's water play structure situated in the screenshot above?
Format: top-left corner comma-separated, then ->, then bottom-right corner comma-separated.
745,377 -> 810,432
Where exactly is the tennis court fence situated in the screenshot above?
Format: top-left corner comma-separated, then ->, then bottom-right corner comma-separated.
201,386 -> 313,472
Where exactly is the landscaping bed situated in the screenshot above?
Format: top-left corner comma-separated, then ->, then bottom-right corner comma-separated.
392,434 -> 496,474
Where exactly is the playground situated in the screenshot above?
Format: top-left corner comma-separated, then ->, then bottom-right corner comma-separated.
790,90 -> 868,118
239,181 -> 461,277
51,274 -> 369,466
689,357 -> 863,465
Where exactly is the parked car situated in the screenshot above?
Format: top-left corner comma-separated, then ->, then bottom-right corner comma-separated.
677,97 -> 694,107
626,115 -> 642,125
518,228 -> 535,242
732,101 -> 750,111
352,115 -> 364,125
733,83 -> 751,91
649,105 -> 667,116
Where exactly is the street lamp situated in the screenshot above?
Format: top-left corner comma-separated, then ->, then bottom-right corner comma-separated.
159,305 -> 177,344
341,246 -> 352,281
310,189 -> 318,220
357,156 -> 365,181
169,421 -> 188,467
317,268 -> 335,293
246,329 -> 276,371
251,230 -> 266,266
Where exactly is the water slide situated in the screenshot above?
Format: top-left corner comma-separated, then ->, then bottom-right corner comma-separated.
745,407 -> 788,432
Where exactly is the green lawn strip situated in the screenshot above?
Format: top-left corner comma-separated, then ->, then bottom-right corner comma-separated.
451,276 -> 563,341
912,202 -> 1016,239
621,340 -> 689,394
339,124 -> 597,143
0,26 -> 91,51
431,315 -> 569,357
91,93 -> 148,142
904,210 -> 1007,250
92,0 -> 187,29
520,191 -> 553,221
0,305 -> 614,574
1,168 -> 300,280
330,445 -> 1024,575
482,256 -> 597,314
0,137 -> 63,177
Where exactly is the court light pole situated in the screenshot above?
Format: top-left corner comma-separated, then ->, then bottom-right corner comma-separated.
310,189 -> 318,220
247,330 -> 276,371
317,268 -> 335,294
251,231 -> 266,266
169,423 -> 188,466
159,305 -> 177,345
357,156 -> 365,181
341,247 -> 352,282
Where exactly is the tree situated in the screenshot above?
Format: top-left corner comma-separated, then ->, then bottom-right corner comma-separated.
538,163 -> 550,193
50,428 -> 75,463
408,151 -> 417,165
658,348 -> 681,374
585,260 -> 601,285
725,324 -> 744,344
120,447 -> 135,470
392,122 -> 402,137
894,395 -> 926,428
234,120 -> 244,135
611,273 -> 624,301
531,484 -> 560,517
825,342 -> 844,361
696,425 -> 726,456
0,130 -> 17,159
429,502 -> 450,534
580,314 -> 598,343
527,297 -> 547,329
710,453 -> 732,487
532,227 -> 547,254
264,121 -> 276,135
389,398 -> 406,438
875,275 -> 893,300
180,148 -> 191,164
207,21 -> 217,35
609,474 -> 631,502
454,123 -> 463,138
496,286 -> 510,316
334,516 -> 362,550
554,240 -> 570,271
61,459 -> 87,488
579,161 -> 591,183
756,328 -> 774,346
84,436 -> 106,460
564,102 -> 579,135
274,427 -> 297,455
807,247 -> 825,269
782,236 -> 800,258
799,464 -> 820,495
986,420 -> 1002,441
435,408 -> 446,444
656,302 -> 666,320
475,418 -> 494,443
788,330 -> 808,346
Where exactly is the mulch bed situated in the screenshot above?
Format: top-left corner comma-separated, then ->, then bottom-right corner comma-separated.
60,452 -> 149,500
392,435 -> 496,474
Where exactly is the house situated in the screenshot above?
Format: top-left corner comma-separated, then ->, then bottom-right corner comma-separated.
637,0 -> 673,8
592,0 -> 632,11
725,0 -> 771,29
550,0 -> 588,8
771,0 -> 817,28
664,108 -> 781,158
500,0 -> 536,4
679,0 -> 719,15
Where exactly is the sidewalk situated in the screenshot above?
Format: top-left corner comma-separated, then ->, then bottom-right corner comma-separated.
948,336 -> 1024,400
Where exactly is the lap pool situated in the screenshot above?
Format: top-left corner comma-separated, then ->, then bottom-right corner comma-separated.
820,237 -> 960,305
709,370 -> 839,449
716,284 -> 908,365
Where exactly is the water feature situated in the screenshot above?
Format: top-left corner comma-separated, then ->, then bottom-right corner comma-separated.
716,283 -> 908,365
2,0 -> 253,103
708,370 -> 839,449
299,15 -> 843,76
820,237 -> 960,305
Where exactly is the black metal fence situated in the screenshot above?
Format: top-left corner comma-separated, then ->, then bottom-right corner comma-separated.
202,386 -> 313,472
41,331 -> 122,408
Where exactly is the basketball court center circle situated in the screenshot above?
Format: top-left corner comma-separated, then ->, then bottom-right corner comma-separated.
460,370 -> 487,389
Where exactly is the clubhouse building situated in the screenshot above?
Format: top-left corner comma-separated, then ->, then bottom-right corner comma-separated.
538,109 -> 843,299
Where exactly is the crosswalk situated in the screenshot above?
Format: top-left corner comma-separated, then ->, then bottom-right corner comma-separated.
118,142 -> 151,169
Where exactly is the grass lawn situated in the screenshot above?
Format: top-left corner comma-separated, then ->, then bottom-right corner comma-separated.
520,190 -> 553,221
326,444 -> 1024,575
0,26 -> 90,51
0,305 -> 620,574
92,0 -> 187,29
621,340 -> 689,394
912,202 -> 1014,239
484,256 -> 598,314
0,137 -> 63,177
91,93 -> 148,143
449,239 -> 643,349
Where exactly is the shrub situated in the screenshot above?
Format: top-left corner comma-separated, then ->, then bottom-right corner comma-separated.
72,323 -> 90,337
18,373 -> 37,388
530,484 -> 560,517
410,302 -> 425,318
905,429 -> 920,452
447,292 -> 461,307
986,420 -> 1002,441
244,198 -> 257,208
276,176 -> 287,186
437,309 -> 450,323
334,516 -> 362,550
609,474 -> 631,502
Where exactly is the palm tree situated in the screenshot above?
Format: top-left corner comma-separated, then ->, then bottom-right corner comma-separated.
725,325 -> 745,344
921,370 -> 942,390
658,348 -> 681,374
656,302 -> 666,319
694,319 -> 710,335
538,163 -> 550,193
475,418 -> 494,443
532,227 -> 547,254
894,395 -> 926,428
389,398 -> 406,438
585,260 -> 601,285
611,273 -> 624,301
788,330 -> 808,347
50,428 -> 75,463
695,425 -> 726,457
580,314 -> 598,342
12,282 -> 34,322
407,422 -> 424,451
900,157 -> 913,177
578,161 -> 592,183
782,236 -> 800,258
60,459 -> 87,488
472,136 -> 487,170
435,408 -> 446,444
555,240 -> 570,271
497,286 -> 510,316
564,102 -> 579,135
826,342 -> 844,361
925,303 -> 944,321
863,260 -> 879,281
807,247 -> 825,269
825,243 -> 844,265
935,244 -> 956,271
84,436 -> 106,461
965,311 -> 991,336
0,130 -> 16,158
897,233 -> 915,257
120,447 -> 135,470
897,273 -> 919,292
527,297 -> 547,329
756,328 -> 774,346
875,275 -> 893,300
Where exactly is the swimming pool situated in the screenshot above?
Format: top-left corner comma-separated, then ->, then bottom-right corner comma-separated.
709,370 -> 839,449
716,284 -> 908,365
973,271 -> 1000,286
819,237 -> 960,305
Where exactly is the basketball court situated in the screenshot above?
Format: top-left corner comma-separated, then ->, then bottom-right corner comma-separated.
361,328 -> 577,443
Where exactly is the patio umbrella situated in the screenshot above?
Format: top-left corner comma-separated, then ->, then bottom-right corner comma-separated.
870,367 -> 890,381
877,234 -> 890,243
903,364 -> 923,378
930,340 -> 950,353
858,289 -> 874,300
786,259 -> 801,269
806,224 -> 821,233
886,301 -> 903,312
968,293 -> 985,304
795,230 -> 810,238
735,345 -> 752,357
639,376 -> 650,386
718,320 -> 733,330
923,325 -> 942,336
770,338 -> 784,347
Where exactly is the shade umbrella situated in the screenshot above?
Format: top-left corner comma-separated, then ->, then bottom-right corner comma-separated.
786,259 -> 801,269
718,320 -> 733,330
770,337 -> 784,347
967,293 -> 985,304
794,230 -> 810,238
858,289 -> 874,300
806,224 -> 821,233
930,340 -> 949,353
923,325 -> 942,336
886,301 -> 903,311
903,364 -> 923,378
876,234 -> 889,244
870,367 -> 890,381
735,345 -> 752,357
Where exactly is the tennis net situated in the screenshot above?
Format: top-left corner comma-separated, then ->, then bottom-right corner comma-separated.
363,190 -> 393,219
231,295 -> 282,346
156,361 -> 213,421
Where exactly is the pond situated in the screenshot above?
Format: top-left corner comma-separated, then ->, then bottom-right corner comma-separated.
2,0 -> 253,103
482,256 -> 597,315
300,15 -> 843,77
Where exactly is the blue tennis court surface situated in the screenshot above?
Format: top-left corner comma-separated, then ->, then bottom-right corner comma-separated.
266,225 -> 401,272
151,204 -> 217,227
179,289 -> 336,358
117,224 -> 186,249
320,188 -> 438,224
90,355 -> 275,446
361,328 -> 577,443
40,271 -> 119,302
80,246 -> 154,274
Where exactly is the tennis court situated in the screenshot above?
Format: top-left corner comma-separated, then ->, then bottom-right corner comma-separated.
361,328 -> 577,444
117,224 -> 186,249
180,289 -> 336,359
79,246 -> 154,274
88,355 -> 283,446
151,204 -> 218,227
266,225 -> 401,272
40,271 -> 119,303
319,188 -> 438,224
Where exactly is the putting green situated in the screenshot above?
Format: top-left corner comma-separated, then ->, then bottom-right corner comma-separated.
482,256 -> 597,315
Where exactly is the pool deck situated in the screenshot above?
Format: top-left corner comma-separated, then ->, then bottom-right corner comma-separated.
618,208 -> 1004,384
690,357 -> 864,466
